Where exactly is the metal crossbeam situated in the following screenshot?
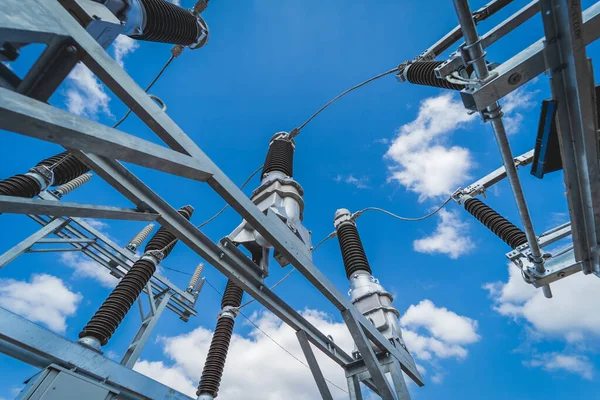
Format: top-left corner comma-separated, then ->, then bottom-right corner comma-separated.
0,307 -> 194,400
0,195 -> 159,221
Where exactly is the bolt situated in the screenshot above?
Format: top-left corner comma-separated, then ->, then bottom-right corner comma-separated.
558,271 -> 566,278
66,45 -> 77,54
219,253 -> 224,259
508,72 -> 522,85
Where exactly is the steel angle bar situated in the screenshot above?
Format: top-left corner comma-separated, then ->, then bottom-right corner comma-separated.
0,218 -> 69,269
0,308 -> 193,400
0,195 -> 158,221
464,1 -> 600,111
296,330 -> 334,400
539,0 -> 600,275
342,310 -> 398,400
0,0 -> 69,44
480,1 -> 540,49
0,88 -> 212,182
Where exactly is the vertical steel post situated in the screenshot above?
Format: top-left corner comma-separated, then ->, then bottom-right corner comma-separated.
452,0 -> 552,297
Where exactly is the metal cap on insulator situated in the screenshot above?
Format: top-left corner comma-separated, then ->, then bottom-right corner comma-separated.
333,209 -> 372,279
261,132 -> 295,180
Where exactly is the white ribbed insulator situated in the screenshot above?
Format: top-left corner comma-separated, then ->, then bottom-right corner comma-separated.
54,172 -> 92,196
187,263 -> 204,292
127,223 -> 155,251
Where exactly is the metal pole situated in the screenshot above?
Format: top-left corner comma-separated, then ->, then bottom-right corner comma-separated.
452,0 -> 551,297
296,330 -> 334,400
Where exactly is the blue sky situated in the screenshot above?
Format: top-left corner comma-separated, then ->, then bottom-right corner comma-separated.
1,0 -> 600,399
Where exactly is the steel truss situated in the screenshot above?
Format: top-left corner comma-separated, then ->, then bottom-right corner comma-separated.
2,0 -> 598,398
0,0 -> 421,399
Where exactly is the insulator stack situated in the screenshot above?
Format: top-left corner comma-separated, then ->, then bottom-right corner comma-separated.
78,206 -> 194,347
463,197 -> 527,248
53,172 -> 92,197
126,223 -> 155,252
0,152 -> 89,199
144,205 -> 194,256
403,61 -> 465,90
36,151 -> 90,186
334,213 -> 372,279
187,263 -> 204,292
197,280 -> 243,399
128,0 -> 207,47
0,174 -> 42,198
261,134 -> 295,179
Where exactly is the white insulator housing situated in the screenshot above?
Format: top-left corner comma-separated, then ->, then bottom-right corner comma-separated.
54,173 -> 92,197
187,263 -> 204,292
127,224 -> 155,251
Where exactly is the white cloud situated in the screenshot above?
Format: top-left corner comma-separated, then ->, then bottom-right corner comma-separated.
112,35 -> 139,68
169,0 -> 181,5
333,174 -> 370,189
484,266 -> 600,341
65,64 -> 112,119
59,252 -> 118,288
0,274 -> 81,333
385,93 -> 476,201
413,209 -> 474,259
525,353 -> 594,380
400,300 -> 480,384
401,299 -> 480,345
502,87 -> 537,135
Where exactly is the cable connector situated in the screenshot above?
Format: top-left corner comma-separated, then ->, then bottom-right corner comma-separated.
193,0 -> 210,15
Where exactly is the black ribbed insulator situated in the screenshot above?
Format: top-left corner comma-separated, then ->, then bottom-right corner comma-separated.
464,198 -> 527,249
261,138 -> 294,179
336,222 -> 372,279
129,0 -> 201,46
37,151 -> 90,186
144,205 -> 195,257
79,205 -> 194,346
405,61 -> 465,90
0,174 -> 42,198
79,258 -> 156,345
197,316 -> 235,398
221,280 -> 243,309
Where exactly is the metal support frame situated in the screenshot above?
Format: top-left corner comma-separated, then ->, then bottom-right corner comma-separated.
0,308 -> 194,400
0,2 -> 422,400
296,330 -> 334,400
120,291 -> 172,368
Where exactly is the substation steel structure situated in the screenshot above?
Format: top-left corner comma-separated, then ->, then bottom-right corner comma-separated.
0,0 -> 598,399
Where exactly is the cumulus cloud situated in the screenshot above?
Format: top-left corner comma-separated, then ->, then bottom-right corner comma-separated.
385,93 -> 476,201
333,174 -> 371,189
400,300 -> 480,384
0,274 -> 81,333
484,265 -> 600,341
59,252 -> 118,288
112,35 -> 139,68
65,64 -> 112,119
502,87 -> 538,135
525,353 -> 594,380
413,209 -> 474,259
135,309 -> 353,400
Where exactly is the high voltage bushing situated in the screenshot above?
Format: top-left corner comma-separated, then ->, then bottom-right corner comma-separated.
398,61 -> 465,90
97,0 -> 209,48
463,197 -> 527,248
52,172 -> 92,198
261,133 -> 295,179
187,262 -> 204,293
197,280 -> 243,400
333,209 -> 407,352
126,223 -> 155,252
78,205 -> 194,349
0,151 -> 89,198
